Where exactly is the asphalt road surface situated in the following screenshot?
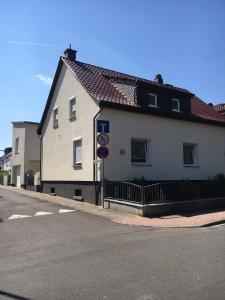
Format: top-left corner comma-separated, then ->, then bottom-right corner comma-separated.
0,188 -> 225,300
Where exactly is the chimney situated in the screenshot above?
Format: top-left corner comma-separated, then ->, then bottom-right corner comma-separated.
4,147 -> 12,155
64,46 -> 77,61
154,74 -> 163,84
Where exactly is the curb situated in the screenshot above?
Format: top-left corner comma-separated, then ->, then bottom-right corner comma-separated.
201,219 -> 225,227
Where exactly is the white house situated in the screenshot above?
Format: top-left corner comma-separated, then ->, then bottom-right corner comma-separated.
11,121 -> 40,189
38,48 -> 225,204
0,148 -> 12,173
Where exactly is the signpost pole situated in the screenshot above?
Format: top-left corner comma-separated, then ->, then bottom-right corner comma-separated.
96,119 -> 110,208
101,159 -> 105,208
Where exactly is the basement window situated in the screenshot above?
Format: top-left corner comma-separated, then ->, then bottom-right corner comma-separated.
73,189 -> 83,201
50,187 -> 56,195
75,189 -> 82,197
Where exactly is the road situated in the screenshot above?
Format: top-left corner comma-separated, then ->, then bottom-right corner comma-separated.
0,188 -> 225,300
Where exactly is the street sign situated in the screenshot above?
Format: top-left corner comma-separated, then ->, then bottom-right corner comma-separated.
97,133 -> 109,146
97,120 -> 109,133
97,146 -> 109,159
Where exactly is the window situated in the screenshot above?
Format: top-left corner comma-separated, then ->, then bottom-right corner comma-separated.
172,98 -> 180,112
69,97 -> 76,120
73,138 -> 82,167
131,139 -> 150,164
15,138 -> 19,154
183,143 -> 198,165
75,189 -> 82,197
73,189 -> 83,201
53,108 -> 59,128
148,93 -> 157,108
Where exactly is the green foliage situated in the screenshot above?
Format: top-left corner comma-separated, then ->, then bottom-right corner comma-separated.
0,170 -> 9,176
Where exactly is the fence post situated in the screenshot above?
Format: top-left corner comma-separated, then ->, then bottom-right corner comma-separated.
141,186 -> 144,205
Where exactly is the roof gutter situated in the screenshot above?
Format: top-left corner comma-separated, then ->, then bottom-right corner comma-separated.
93,107 -> 103,206
93,107 -> 103,181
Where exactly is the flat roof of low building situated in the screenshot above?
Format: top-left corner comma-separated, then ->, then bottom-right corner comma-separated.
12,121 -> 39,125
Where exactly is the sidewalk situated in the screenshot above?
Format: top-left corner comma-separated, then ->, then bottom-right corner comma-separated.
1,185 -> 225,228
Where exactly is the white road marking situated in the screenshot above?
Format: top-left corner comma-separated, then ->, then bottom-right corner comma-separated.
34,211 -> 53,216
7,209 -> 76,221
8,214 -> 31,220
58,209 -> 76,213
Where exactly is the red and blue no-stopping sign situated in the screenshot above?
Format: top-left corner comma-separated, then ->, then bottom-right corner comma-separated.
97,146 -> 109,159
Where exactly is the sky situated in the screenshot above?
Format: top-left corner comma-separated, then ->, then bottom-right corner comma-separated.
0,0 -> 225,150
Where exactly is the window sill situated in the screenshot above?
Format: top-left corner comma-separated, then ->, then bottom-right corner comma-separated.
73,163 -> 82,169
73,195 -> 83,201
69,117 -> 76,122
183,164 -> 200,168
131,163 -> 152,166
148,105 -> 159,109
172,109 -> 182,113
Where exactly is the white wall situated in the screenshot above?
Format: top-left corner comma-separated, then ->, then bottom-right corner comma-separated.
24,123 -> 40,173
11,123 -> 40,185
98,108 -> 225,181
41,62 -> 99,181
11,124 -> 25,185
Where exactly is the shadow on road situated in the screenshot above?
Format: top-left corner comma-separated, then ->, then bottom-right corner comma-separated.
0,290 -> 32,300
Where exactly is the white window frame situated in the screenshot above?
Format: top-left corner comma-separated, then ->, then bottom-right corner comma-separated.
183,143 -> 199,167
172,98 -> 181,112
53,107 -> 59,128
69,96 -> 76,120
15,137 -> 19,154
131,138 -> 151,165
148,93 -> 158,108
73,137 -> 82,168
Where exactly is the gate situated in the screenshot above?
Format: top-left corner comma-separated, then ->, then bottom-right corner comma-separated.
26,170 -> 34,187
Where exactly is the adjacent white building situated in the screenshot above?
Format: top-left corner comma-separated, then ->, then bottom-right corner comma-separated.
0,148 -> 12,173
11,121 -> 40,188
37,48 -> 225,204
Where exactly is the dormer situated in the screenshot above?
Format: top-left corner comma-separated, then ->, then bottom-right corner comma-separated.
135,76 -> 193,116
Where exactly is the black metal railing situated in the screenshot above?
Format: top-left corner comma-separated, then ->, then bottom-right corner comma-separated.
105,181 -> 142,204
105,180 -> 225,205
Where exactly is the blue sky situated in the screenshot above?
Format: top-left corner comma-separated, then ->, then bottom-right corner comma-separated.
0,0 -> 225,150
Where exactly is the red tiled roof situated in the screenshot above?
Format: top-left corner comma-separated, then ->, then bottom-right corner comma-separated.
191,96 -> 225,123
214,103 -> 225,112
63,57 -> 225,124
